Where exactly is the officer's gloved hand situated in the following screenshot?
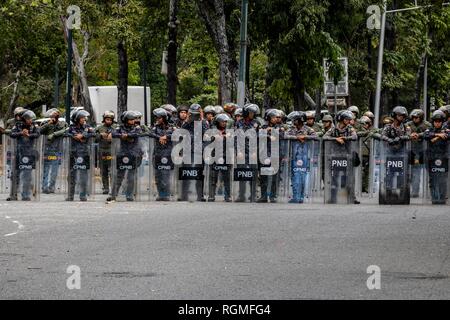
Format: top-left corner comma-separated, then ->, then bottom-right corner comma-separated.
394,137 -> 401,143
47,134 -> 54,142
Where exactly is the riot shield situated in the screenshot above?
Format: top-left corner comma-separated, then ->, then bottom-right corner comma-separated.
110,134 -> 148,202
136,135 -> 151,201
66,137 -> 95,201
41,133 -> 67,197
323,139 -> 357,204
172,131 -> 205,202
1,135 -> 13,195
354,138 -> 363,198
2,135 -> 42,201
231,129 -> 259,203
410,139 -> 427,204
149,137 -> 176,201
280,139 -> 321,203
424,140 -> 449,205
378,141 -> 410,205
368,138 -> 382,199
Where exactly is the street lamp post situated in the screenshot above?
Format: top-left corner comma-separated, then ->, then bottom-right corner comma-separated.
65,5 -> 81,124
237,0 -> 249,108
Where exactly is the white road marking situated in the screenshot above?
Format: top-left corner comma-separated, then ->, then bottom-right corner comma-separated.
4,216 -> 24,237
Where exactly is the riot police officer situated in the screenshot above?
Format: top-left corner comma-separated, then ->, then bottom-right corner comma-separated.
9,110 -> 40,201
4,107 -> 26,135
348,106 -> 362,132
66,110 -> 95,201
107,111 -> 143,202
305,111 -> 323,133
407,109 -> 431,198
379,106 -> 412,204
178,104 -> 209,201
323,110 -> 358,204
203,105 -> 217,127
234,103 -> 261,202
149,108 -> 175,201
40,108 -> 68,194
257,109 -> 284,203
176,105 -> 189,128
285,111 -> 318,203
161,104 -> 178,125
96,111 -> 117,194
206,113 -> 232,202
423,110 -> 449,204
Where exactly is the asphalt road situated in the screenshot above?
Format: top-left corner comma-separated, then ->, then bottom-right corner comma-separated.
0,197 -> 449,300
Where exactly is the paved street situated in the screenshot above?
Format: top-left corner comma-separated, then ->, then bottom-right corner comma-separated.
0,197 -> 449,300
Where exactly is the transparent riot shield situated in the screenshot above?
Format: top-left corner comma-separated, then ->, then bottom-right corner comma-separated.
66,137 -> 95,201
172,131 -> 206,202
149,137 -> 176,201
324,139 -> 357,204
110,135 -> 147,202
424,140 -> 449,205
41,133 -> 67,198
95,143 -> 112,195
231,129 -> 259,203
1,135 -> 13,195
379,141 -> 410,205
354,138 -> 363,198
2,135 -> 42,201
204,157 -> 232,202
280,139 -> 321,203
136,135 -> 151,201
410,139 -> 427,204
368,138 -> 382,199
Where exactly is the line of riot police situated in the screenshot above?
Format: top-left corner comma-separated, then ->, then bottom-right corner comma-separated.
1,103 -> 449,205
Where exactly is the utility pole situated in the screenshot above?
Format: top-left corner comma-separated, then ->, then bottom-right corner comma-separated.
65,27 -> 73,124
65,5 -> 81,124
237,0 -> 249,108
53,58 -> 59,110
143,59 -> 148,126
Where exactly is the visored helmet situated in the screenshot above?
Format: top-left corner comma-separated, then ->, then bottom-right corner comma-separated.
153,108 -> 169,120
203,105 -> 216,115
265,109 -> 283,121
438,105 -> 450,117
234,108 -> 243,117
45,108 -> 60,118
214,113 -> 231,126
121,110 -> 138,123
363,111 -> 375,121
359,116 -> 372,125
223,102 -> 238,114
348,105 -> 360,116
14,107 -> 26,117
410,109 -> 424,119
336,110 -> 354,122
391,106 -> 408,118
161,104 -> 177,115
189,103 -> 202,114
289,111 -> 307,123
21,110 -> 37,121
102,110 -> 116,121
431,110 -> 446,122
214,106 -> 224,115
322,114 -> 334,122
243,103 -> 260,117
74,110 -> 90,123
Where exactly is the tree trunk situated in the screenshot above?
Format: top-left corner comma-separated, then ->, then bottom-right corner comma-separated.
263,60 -> 274,110
5,71 -> 21,120
60,16 -> 95,123
196,0 -> 233,104
117,40 -> 128,118
288,59 -> 305,111
167,0 -> 179,106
